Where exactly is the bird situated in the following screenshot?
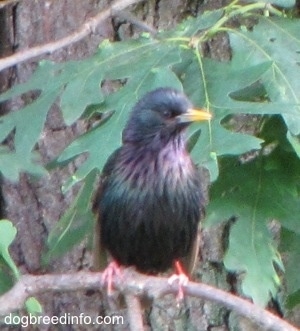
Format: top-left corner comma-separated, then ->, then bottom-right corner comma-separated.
92,87 -> 211,295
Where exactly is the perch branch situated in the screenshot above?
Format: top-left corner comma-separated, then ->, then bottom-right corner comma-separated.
0,0 -> 145,72
0,269 -> 297,331
124,294 -> 144,331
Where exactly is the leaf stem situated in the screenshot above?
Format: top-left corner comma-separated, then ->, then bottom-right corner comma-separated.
201,1 -> 283,41
165,37 -> 191,43
194,43 -> 213,146
164,2 -> 283,50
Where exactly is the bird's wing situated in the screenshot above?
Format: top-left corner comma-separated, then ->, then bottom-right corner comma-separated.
92,148 -> 122,271
179,227 -> 201,276
180,203 -> 205,276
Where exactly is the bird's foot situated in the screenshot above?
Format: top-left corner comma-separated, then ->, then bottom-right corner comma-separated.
168,273 -> 189,301
168,260 -> 189,301
101,261 -> 122,295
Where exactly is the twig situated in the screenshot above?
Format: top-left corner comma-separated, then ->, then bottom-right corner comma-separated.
124,294 -> 144,331
114,10 -> 157,35
0,269 -> 298,331
0,0 -> 145,72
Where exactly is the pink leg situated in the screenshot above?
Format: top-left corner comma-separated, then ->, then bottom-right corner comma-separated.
101,261 -> 122,295
168,260 -> 189,301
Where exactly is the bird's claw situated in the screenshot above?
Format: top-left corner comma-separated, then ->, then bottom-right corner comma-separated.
168,273 -> 189,301
101,261 -> 122,295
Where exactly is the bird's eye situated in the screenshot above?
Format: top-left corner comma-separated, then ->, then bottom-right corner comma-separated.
162,109 -> 172,118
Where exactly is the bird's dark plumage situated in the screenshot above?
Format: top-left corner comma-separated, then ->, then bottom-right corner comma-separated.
93,88 -> 210,274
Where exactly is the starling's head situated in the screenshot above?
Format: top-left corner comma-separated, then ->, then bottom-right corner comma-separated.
123,88 -> 211,146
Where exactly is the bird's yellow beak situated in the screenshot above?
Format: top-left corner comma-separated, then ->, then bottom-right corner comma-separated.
177,108 -> 212,123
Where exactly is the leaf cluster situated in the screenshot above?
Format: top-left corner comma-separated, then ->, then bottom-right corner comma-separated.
0,0 -> 299,310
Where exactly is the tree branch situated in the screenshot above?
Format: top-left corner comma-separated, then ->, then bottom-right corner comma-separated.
124,294 -> 144,331
0,0 -> 145,72
0,269 -> 297,331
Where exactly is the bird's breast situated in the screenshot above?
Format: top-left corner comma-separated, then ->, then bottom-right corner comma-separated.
117,143 -> 196,194
100,142 -> 202,272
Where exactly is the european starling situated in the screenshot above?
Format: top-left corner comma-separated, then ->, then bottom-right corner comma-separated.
93,88 -> 211,282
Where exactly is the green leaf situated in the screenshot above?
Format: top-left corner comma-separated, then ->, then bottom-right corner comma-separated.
176,49 -> 269,178
230,17 -> 300,136
3,15 -> 298,183
0,258 -> 14,294
0,90 -> 58,180
205,149 -> 300,305
0,37 -> 181,181
287,132 -> 300,158
58,37 -> 182,124
0,60 -> 64,103
243,0 -> 295,8
44,170 -> 97,261
280,229 -> 300,308
25,297 -> 43,315
60,67 -> 104,125
0,152 -> 46,182
58,65 -> 182,189
224,219 -> 280,306
162,8 -> 224,38
286,291 -> 300,310
0,61 -> 66,146
0,220 -> 20,280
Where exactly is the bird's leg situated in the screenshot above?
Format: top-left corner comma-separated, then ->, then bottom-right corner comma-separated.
168,260 -> 189,301
101,260 -> 122,295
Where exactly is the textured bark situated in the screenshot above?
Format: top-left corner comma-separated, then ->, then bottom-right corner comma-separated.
1,0 -> 297,330
0,1 -> 111,330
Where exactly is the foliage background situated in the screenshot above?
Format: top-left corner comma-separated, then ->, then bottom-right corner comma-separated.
0,0 -> 299,329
